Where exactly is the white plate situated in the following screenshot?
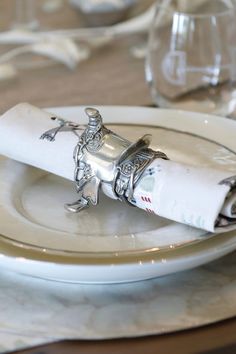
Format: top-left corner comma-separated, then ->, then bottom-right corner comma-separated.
0,106 -> 236,283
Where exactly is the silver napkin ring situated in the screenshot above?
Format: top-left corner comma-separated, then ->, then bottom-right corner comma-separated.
65,108 -> 168,213
40,107 -> 168,213
114,149 -> 167,204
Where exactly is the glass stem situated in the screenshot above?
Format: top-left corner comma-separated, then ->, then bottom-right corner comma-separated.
13,0 -> 38,31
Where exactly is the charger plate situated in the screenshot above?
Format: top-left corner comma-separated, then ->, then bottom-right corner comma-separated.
0,106 -> 236,283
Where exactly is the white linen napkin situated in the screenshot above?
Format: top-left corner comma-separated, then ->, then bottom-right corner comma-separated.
133,159 -> 236,232
0,103 -> 236,233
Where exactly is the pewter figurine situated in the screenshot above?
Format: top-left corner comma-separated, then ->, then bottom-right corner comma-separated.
41,107 -> 168,212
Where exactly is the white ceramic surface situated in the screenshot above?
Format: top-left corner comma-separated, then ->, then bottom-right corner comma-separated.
0,106 -> 236,283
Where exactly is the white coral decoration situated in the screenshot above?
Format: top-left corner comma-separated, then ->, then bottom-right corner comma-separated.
70,0 -> 137,13
30,38 -> 90,69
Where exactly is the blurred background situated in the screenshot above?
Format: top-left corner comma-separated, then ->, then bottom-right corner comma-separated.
0,0 -> 236,117
0,0 -> 154,111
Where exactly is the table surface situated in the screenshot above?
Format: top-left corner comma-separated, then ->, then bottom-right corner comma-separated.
12,318 -> 236,354
0,2 -> 235,354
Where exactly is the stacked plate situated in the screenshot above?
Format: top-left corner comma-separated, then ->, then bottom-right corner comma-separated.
0,106 -> 236,283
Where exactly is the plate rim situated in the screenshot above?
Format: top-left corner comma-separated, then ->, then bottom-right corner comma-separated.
0,105 -> 236,276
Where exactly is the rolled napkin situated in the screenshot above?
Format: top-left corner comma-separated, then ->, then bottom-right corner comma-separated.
0,103 -> 236,233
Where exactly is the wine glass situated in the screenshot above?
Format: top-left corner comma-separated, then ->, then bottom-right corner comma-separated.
145,0 -> 236,116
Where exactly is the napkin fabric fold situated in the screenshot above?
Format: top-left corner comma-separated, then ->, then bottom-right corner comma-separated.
133,159 -> 236,232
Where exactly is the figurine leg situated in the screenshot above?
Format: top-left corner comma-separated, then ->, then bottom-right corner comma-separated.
65,196 -> 89,213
